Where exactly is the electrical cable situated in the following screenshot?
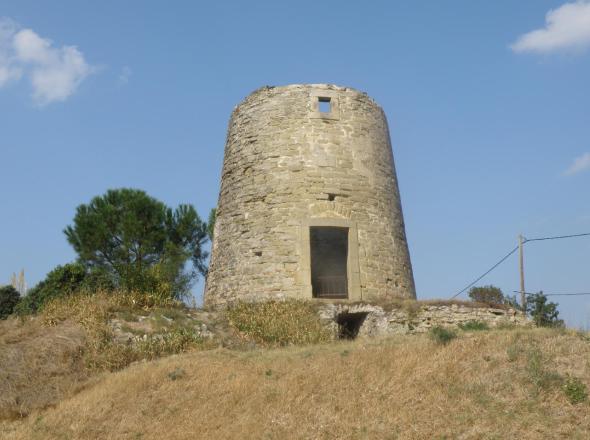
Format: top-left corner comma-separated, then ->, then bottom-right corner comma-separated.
450,232 -> 590,299
524,232 -> 590,243
513,291 -> 590,297
450,246 -> 519,299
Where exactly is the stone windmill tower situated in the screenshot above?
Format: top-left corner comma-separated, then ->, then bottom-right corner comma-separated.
204,84 -> 415,307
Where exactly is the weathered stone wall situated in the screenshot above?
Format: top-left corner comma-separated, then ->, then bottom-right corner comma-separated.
205,84 -> 415,307
319,303 -> 530,338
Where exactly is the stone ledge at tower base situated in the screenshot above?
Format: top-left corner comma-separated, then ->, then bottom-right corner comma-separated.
318,300 -> 530,339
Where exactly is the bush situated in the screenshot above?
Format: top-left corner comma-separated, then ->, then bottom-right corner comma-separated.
82,267 -> 117,292
458,320 -> 489,331
0,285 -> 20,319
526,291 -> 564,328
226,300 -> 331,347
428,326 -> 457,345
563,375 -> 588,404
468,285 -> 505,305
14,263 -> 116,315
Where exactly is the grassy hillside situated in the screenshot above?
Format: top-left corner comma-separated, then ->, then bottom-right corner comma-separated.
2,326 -> 589,439
0,292 -> 221,420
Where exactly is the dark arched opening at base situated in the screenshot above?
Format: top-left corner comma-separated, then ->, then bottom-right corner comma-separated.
337,312 -> 368,339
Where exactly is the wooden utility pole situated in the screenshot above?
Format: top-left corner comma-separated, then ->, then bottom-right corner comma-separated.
519,234 -> 526,310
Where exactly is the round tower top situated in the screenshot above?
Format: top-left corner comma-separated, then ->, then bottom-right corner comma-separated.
234,83 -> 381,110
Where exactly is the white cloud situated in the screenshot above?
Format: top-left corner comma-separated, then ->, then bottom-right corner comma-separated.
0,17 -> 93,105
565,152 -> 590,175
511,1 -> 590,54
0,64 -> 21,86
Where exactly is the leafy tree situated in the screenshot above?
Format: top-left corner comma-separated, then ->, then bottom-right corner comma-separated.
526,291 -> 564,328
64,188 -> 208,298
0,285 -> 20,319
82,266 -> 117,291
468,285 -> 505,305
207,208 -> 216,241
14,262 -> 116,314
167,204 -> 209,280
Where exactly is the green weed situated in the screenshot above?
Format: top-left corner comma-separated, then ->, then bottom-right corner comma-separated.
562,375 -> 588,404
458,320 -> 489,331
429,326 -> 457,345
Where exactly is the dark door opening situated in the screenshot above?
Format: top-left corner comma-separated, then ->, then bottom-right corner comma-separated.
310,226 -> 348,299
337,312 -> 368,339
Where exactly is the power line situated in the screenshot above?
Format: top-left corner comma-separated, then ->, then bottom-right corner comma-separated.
450,245 -> 519,299
524,232 -> 590,243
450,231 -> 590,299
513,291 -> 590,297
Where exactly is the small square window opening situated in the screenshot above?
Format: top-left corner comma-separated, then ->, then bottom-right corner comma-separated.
318,97 -> 331,113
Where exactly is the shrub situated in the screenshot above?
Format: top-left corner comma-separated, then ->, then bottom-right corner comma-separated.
526,291 -> 564,328
15,263 -> 116,315
226,300 -> 331,347
468,285 -> 505,305
563,375 -> 588,404
458,320 -> 489,331
428,326 -> 457,345
0,285 -> 20,319
82,267 -> 117,292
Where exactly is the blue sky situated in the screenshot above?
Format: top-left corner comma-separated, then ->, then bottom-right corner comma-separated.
1,1 -> 589,326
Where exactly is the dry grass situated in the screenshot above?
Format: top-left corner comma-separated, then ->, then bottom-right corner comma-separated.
226,300 -> 332,347
0,292 -> 215,420
40,291 -> 213,372
0,318 -> 89,420
2,327 -> 589,439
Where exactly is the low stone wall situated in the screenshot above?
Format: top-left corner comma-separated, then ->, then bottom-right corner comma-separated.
318,302 -> 530,338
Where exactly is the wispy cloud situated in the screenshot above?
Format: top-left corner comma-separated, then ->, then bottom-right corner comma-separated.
511,1 -> 590,54
565,152 -> 590,176
0,19 -> 22,87
0,17 -> 94,105
118,66 -> 132,85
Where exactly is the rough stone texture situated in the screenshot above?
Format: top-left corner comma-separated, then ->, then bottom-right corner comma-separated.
318,303 -> 530,338
205,84 -> 416,307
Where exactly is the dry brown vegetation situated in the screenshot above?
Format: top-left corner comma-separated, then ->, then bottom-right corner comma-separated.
227,300 -> 332,346
2,326 -> 590,439
0,292 -> 215,420
39,292 -> 215,372
0,318 -> 89,420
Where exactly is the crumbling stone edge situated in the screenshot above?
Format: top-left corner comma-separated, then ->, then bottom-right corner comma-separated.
318,302 -> 530,338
